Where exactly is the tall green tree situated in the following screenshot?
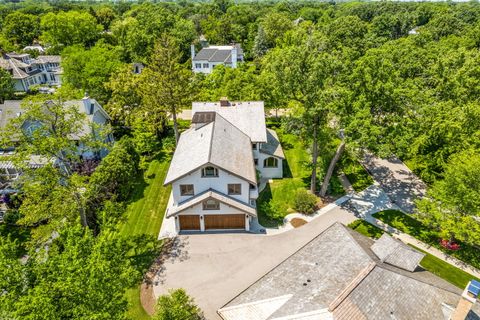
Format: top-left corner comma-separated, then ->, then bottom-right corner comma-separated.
0,68 -> 14,103
140,35 -> 193,143
417,150 -> 480,245
1,92 -> 110,243
2,11 -> 40,47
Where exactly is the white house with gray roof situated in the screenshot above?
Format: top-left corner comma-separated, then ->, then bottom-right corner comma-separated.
191,44 -> 243,74
0,53 -> 62,92
163,99 -> 284,233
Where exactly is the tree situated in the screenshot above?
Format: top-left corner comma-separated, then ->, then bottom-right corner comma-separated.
2,11 -> 40,47
0,226 -> 139,319
94,6 -> 117,30
1,92 -> 110,243
40,11 -> 102,50
104,64 -> 142,126
262,33 -> 339,194
258,12 -> 293,50
140,35 -> 193,143
154,289 -> 203,320
62,41 -> 122,104
0,68 -> 14,103
252,25 -> 269,58
417,150 -> 480,245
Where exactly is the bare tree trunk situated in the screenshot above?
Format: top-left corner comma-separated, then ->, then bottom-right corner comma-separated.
74,192 -> 88,228
172,110 -> 179,144
319,141 -> 345,197
310,124 -> 318,194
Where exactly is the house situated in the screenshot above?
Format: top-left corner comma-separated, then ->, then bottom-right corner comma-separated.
163,99 -> 284,232
0,96 -> 112,193
191,44 -> 244,74
0,53 -> 62,92
23,44 -> 45,53
218,222 -> 480,320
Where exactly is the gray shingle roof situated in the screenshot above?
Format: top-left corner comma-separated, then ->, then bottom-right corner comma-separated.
192,101 -> 267,143
371,233 -> 425,272
193,44 -> 243,62
167,188 -> 256,217
164,113 -> 256,185
219,222 -> 479,320
259,129 -> 285,159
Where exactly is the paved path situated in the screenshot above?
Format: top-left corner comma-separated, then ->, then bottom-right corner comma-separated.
152,205 -> 356,319
361,153 -> 426,213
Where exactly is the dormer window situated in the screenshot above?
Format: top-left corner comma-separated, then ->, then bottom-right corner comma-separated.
202,166 -> 218,177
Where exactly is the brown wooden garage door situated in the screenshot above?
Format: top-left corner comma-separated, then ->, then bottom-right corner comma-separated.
179,215 -> 200,231
205,214 -> 245,230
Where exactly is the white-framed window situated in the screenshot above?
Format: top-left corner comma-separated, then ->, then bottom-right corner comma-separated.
228,184 -> 241,195
263,157 -> 278,168
180,184 -> 194,196
203,199 -> 220,210
203,63 -> 209,68
195,63 -> 201,69
202,166 -> 218,177
252,143 -> 257,150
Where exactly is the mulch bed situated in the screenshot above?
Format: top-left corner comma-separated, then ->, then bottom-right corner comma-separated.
290,218 -> 308,228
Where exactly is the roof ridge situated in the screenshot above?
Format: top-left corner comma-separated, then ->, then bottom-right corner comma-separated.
207,116 -> 216,163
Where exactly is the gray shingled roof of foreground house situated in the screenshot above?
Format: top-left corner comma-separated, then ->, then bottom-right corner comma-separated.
192,101 -> 267,143
219,223 -> 480,320
164,113 -> 256,185
371,233 -> 425,272
259,129 -> 285,159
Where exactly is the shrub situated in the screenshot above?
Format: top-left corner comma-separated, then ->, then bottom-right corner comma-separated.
154,289 -> 203,320
294,189 -> 318,214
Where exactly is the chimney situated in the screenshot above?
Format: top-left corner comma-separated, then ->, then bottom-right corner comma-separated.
231,44 -> 237,69
220,97 -> 230,107
191,44 -> 196,70
82,93 -> 94,115
451,280 -> 479,320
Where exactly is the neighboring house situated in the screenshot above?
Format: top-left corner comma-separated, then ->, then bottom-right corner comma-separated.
163,98 -> 284,232
0,53 -> 62,92
0,96 -> 112,193
218,222 -> 480,320
132,62 -> 144,74
23,44 -> 46,53
191,44 -> 244,74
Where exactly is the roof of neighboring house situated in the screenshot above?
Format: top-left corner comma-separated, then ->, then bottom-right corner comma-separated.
164,113 -> 256,185
0,58 -> 29,79
167,188 -> 256,218
0,98 -> 110,141
193,44 -> 243,63
37,55 -> 61,64
192,101 -> 267,143
259,129 -> 285,159
218,223 -> 480,320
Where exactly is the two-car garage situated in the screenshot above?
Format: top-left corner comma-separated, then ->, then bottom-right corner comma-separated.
179,214 -> 246,231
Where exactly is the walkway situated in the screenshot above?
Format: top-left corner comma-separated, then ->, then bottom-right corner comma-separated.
361,153 -> 426,213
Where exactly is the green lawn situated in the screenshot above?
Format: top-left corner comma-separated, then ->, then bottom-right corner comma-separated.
257,128 -> 350,227
337,152 -> 374,192
410,245 -> 480,289
257,129 -> 311,227
347,219 -> 384,239
119,154 -> 172,320
373,209 -> 480,271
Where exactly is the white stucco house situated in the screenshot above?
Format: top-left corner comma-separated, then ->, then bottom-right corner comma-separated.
0,53 -> 62,92
0,96 -> 113,194
163,99 -> 284,233
191,44 -> 244,74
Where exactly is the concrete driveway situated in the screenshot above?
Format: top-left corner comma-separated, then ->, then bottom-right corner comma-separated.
361,153 -> 426,213
152,206 -> 356,319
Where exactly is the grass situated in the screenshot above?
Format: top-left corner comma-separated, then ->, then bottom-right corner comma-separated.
373,209 -> 480,271
118,153 -> 173,320
347,219 -> 385,239
410,245 -> 480,289
337,152 -> 374,192
257,128 -> 311,227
